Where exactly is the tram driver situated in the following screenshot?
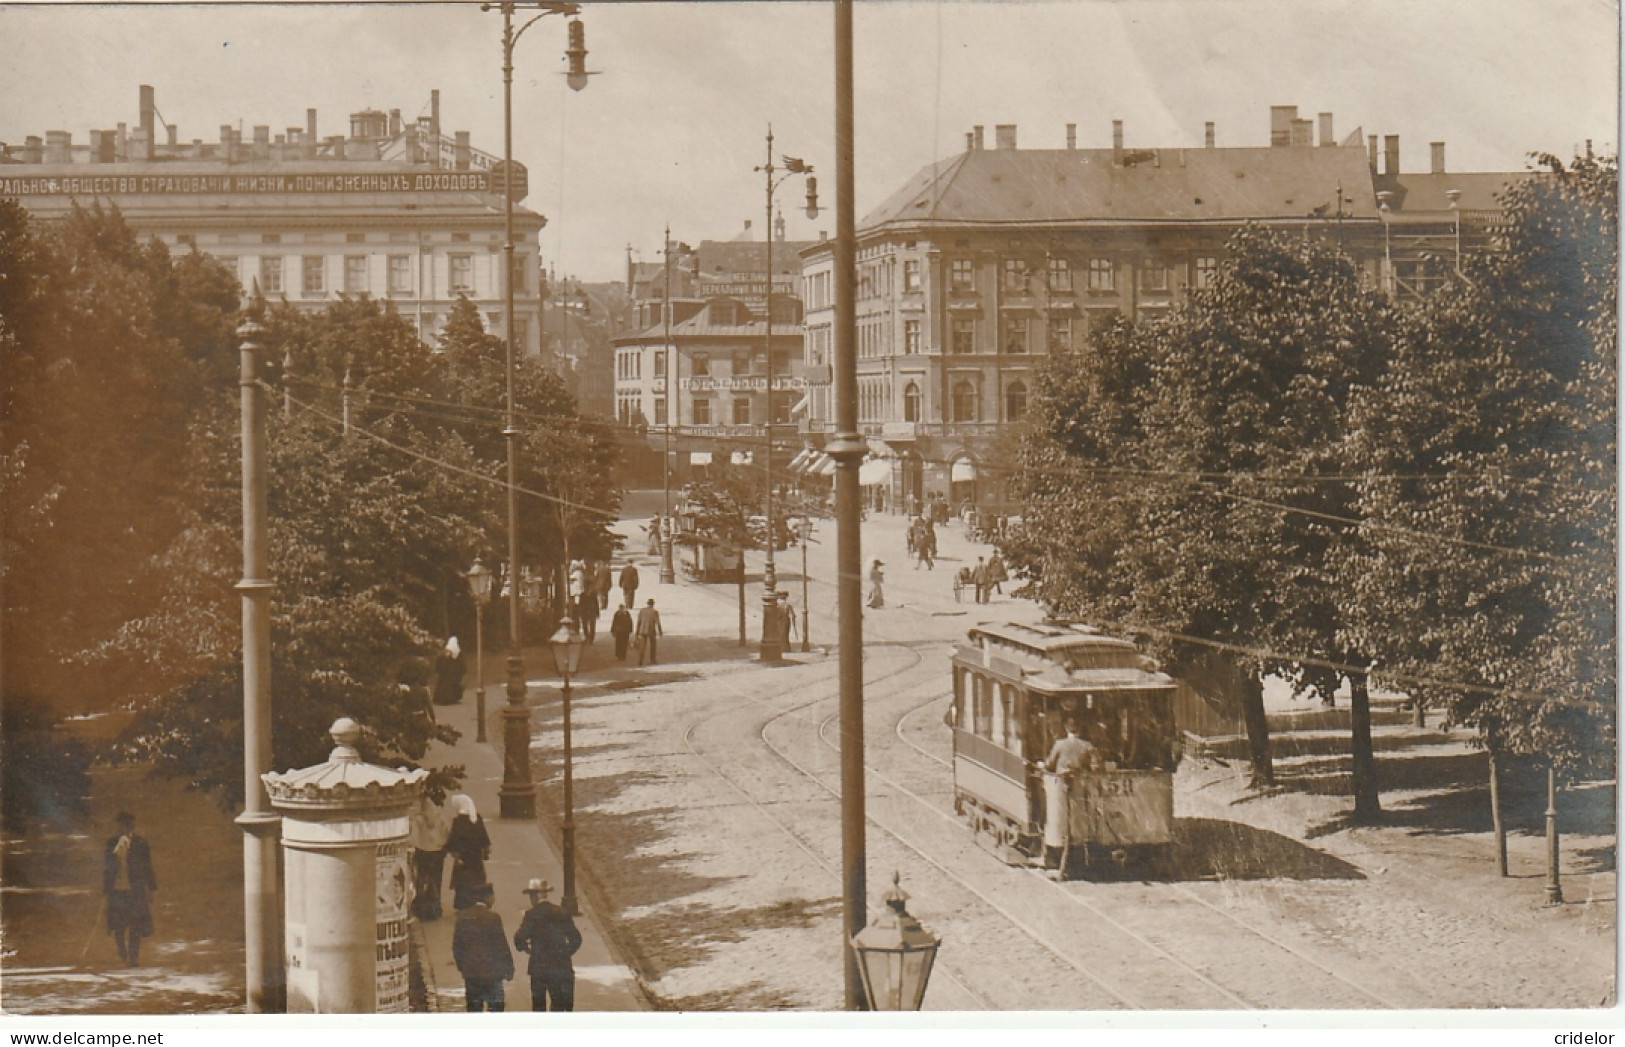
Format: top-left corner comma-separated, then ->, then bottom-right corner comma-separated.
1044,719 -> 1099,777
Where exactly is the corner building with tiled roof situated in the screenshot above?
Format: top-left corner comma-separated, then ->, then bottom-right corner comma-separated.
1,85 -> 549,361
798,106 -> 1526,513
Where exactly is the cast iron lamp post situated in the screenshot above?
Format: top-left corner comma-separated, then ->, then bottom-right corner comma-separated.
483,0 -> 589,819
850,871 -> 940,1010
797,515 -> 813,652
660,225 -> 677,584
549,614 -> 585,916
755,126 -> 819,662
466,557 -> 493,744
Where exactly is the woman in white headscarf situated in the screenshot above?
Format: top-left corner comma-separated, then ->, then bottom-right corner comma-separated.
443,792 -> 491,911
433,636 -> 465,706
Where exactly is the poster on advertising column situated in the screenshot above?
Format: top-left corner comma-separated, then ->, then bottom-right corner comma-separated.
374,840 -> 411,1013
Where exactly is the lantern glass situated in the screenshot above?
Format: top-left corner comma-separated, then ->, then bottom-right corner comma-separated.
850,871 -> 940,1010
467,558 -> 492,603
549,617 -> 585,676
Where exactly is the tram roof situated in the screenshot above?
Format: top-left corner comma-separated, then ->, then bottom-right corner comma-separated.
967,620 -> 1135,655
961,621 -> 1174,691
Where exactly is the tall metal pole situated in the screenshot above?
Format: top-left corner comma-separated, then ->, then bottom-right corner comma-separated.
832,0 -> 868,1009
474,598 -> 487,744
561,653 -> 577,915
497,3 -> 536,820
235,312 -> 284,1013
800,518 -> 811,653
660,225 -> 676,584
1545,763 -> 1563,905
759,127 -> 782,662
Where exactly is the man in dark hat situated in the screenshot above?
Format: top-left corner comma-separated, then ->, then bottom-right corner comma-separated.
103,811 -> 157,966
452,882 -> 514,1012
512,878 -> 583,1011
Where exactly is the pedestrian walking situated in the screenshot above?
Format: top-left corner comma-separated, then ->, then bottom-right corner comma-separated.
594,561 -> 613,614
635,598 -> 663,665
432,636 -> 465,705
444,793 -> 491,911
919,519 -> 937,570
867,559 -> 885,609
619,562 -> 640,610
103,811 -> 157,966
987,552 -> 1007,597
972,556 -> 989,604
408,794 -> 450,921
610,603 -> 634,661
576,586 -> 599,643
453,883 -> 514,1012
512,878 -> 583,1011
776,590 -> 796,646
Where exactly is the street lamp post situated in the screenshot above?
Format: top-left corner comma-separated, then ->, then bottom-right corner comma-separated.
549,615 -> 585,917
466,558 -> 493,744
850,872 -> 941,1010
484,0 -> 589,820
798,515 -> 813,652
754,126 -> 818,663
660,225 -> 677,585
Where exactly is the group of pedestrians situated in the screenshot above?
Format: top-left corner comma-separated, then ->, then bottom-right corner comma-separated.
410,793 -> 583,1011
906,515 -> 938,570
954,553 -> 1008,604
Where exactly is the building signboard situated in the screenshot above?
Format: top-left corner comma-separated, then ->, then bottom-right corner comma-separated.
373,840 -> 412,1013
0,170 -> 492,197
682,375 -> 807,393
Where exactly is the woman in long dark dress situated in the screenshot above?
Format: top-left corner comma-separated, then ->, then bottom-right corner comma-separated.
444,793 -> 491,911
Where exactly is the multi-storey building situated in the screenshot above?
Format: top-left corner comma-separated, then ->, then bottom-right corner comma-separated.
612,231 -> 813,477
798,105 -> 1524,512
1,85 -> 550,360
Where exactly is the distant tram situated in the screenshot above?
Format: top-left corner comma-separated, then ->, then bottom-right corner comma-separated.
947,621 -> 1181,874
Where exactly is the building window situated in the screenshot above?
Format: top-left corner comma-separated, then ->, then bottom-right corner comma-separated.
951,381 -> 978,423
654,353 -> 667,379
693,398 -> 711,425
733,397 -> 751,425
449,254 -> 474,294
1005,380 -> 1028,421
654,398 -> 668,426
1048,316 -> 1072,352
511,254 -> 529,294
1195,256 -> 1219,289
343,255 -> 368,294
903,259 -> 922,292
904,319 -> 921,354
1002,315 -> 1028,354
514,318 -> 528,352
951,258 -> 975,292
1002,258 -> 1029,293
1047,257 -> 1072,292
388,255 -> 412,295
1140,259 -> 1170,293
346,232 -> 366,244
260,256 -> 283,295
733,350 -> 752,375
262,233 -> 281,244
903,382 -> 921,422
692,352 -> 710,376
951,316 -> 976,355
1088,257 -> 1114,292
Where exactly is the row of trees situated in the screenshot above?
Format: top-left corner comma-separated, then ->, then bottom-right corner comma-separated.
1004,153 -> 1616,824
1,202 -> 621,817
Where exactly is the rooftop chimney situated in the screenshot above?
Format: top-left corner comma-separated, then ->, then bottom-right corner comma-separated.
455,130 -> 470,170
973,125 -> 984,150
995,124 -> 1017,149
220,124 -> 234,162
1065,123 -> 1076,150
1205,121 -> 1215,148
166,124 -> 177,147
965,131 -> 974,152
1318,112 -> 1334,147
130,127 -> 151,163
139,85 -> 156,157
116,122 -> 127,161
1112,119 -> 1124,163
1430,141 -> 1445,174
1384,134 -> 1400,176
44,131 -> 72,165
390,108 -> 402,136
1368,134 -> 1379,171
307,108 -> 317,142
1290,118 -> 1313,147
431,90 -> 441,139
1270,104 -> 1297,147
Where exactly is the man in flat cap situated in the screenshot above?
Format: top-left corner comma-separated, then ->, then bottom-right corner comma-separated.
512,878 -> 583,1011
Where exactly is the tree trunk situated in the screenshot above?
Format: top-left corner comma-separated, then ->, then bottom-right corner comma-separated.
1488,747 -> 1508,877
1412,693 -> 1426,729
1349,669 -> 1382,824
1239,670 -> 1274,788
737,565 -> 747,646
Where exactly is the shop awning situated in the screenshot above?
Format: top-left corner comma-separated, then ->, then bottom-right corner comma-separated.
788,448 -> 815,472
814,455 -> 837,476
951,458 -> 977,482
731,451 -> 753,466
690,451 -> 713,466
858,457 -> 893,486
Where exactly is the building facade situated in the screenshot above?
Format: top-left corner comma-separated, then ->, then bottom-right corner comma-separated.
1,85 -> 549,360
798,105 -> 1522,512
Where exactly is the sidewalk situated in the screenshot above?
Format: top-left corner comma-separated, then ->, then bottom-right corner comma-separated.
414,659 -> 648,1012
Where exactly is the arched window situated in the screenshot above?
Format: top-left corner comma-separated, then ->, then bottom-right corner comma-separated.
1005,380 -> 1028,421
952,381 -> 978,422
903,382 -> 921,422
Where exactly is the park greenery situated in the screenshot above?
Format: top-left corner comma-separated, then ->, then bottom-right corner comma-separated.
1005,151 -> 1616,825
0,203 -> 621,814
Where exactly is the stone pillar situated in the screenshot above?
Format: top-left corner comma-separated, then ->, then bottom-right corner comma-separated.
262,719 -> 427,1013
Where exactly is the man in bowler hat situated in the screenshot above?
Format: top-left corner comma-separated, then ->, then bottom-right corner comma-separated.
513,878 -> 583,1011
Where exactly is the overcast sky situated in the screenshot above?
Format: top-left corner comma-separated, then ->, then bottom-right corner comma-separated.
1,0 -> 1617,282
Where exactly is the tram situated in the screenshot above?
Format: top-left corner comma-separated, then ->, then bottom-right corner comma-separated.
947,621 -> 1180,874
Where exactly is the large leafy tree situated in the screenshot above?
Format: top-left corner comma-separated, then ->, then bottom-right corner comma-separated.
1347,152 -> 1616,782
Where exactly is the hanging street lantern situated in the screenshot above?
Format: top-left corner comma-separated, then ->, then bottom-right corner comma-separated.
849,871 -> 940,1011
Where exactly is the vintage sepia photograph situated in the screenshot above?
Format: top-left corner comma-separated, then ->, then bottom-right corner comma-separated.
0,0 -> 1616,1023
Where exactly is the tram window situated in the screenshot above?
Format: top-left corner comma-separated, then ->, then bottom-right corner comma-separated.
952,668 -> 965,728
973,675 -> 993,738
1000,685 -> 1017,750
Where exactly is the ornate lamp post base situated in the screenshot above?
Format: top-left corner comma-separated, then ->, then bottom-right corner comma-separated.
499,654 -> 536,820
